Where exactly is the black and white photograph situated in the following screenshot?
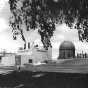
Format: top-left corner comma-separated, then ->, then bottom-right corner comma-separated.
0,0 -> 88,88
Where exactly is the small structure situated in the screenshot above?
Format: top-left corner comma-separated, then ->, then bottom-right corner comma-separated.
59,41 -> 75,59
1,53 -> 16,66
0,44 -> 52,67
16,46 -> 52,66
16,49 -> 31,66
29,47 -> 52,65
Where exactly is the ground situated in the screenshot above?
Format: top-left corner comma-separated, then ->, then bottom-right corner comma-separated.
0,71 -> 87,88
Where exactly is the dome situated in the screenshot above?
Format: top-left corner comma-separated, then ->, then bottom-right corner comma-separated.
59,41 -> 75,59
59,41 -> 75,50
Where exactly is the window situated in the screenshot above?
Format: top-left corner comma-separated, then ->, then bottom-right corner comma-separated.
29,59 -> 32,63
0,56 -> 1,59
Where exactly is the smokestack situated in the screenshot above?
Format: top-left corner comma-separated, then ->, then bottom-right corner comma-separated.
28,42 -> 30,49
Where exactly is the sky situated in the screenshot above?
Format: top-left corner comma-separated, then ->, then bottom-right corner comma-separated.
0,0 -> 88,59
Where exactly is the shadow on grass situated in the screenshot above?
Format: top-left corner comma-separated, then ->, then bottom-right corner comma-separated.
0,71 -> 88,88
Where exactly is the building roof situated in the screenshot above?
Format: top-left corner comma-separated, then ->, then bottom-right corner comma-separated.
59,41 -> 75,50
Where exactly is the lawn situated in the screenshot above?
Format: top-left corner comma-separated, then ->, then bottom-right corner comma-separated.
0,71 -> 87,88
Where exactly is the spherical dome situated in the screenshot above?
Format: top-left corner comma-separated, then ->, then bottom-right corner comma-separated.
59,41 -> 75,59
59,41 -> 75,50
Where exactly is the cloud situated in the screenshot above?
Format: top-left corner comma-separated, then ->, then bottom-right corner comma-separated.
0,0 -> 5,11
52,23 -> 79,43
0,30 -> 23,52
0,0 -> 9,12
0,18 -> 8,33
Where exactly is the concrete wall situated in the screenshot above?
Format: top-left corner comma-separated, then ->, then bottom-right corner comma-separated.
16,48 -> 52,65
29,48 -> 52,65
47,46 -> 52,60
21,55 -> 30,66
1,55 -> 15,66
0,47 -> 52,67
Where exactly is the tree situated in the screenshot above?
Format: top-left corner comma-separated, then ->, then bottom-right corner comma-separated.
9,0 -> 55,50
9,0 -> 88,50
46,0 -> 88,42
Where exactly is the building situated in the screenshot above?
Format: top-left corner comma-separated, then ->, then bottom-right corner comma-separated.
0,53 -> 16,66
59,41 -> 75,59
16,45 -> 52,66
29,46 -> 52,65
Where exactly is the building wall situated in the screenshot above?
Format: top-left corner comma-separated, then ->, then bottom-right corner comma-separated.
21,55 -> 30,66
1,55 -> 15,66
16,49 -> 50,66
47,46 -> 52,60
0,47 -> 52,67
28,47 -> 51,64
15,55 -> 21,66
59,49 -> 75,59
30,49 -> 48,64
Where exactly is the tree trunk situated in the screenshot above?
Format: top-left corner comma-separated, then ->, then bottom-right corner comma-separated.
24,42 -> 30,50
20,29 -> 27,49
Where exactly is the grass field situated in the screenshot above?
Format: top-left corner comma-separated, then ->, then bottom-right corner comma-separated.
0,71 -> 87,88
